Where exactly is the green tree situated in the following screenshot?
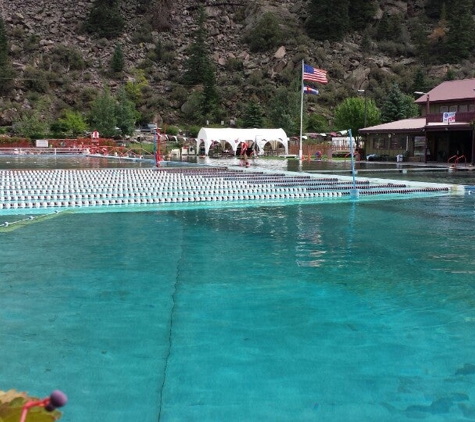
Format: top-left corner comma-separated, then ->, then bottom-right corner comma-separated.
183,6 -> 212,86
348,0 -> 377,32
16,109 -> 50,138
426,0 -> 446,19
182,6 -> 221,122
244,12 -> 283,53
445,0 -> 475,62
380,84 -> 418,123
412,68 -> 428,94
0,17 -> 15,95
377,13 -> 403,42
0,17 -> 8,68
110,44 -> 125,73
125,69 -> 148,104
305,0 -> 349,42
361,30 -> 372,54
83,0 -> 124,39
333,97 -> 380,136
154,39 -> 163,62
413,16 -> 431,64
306,114 -> 330,133
58,110 -> 88,136
267,87 -> 300,135
115,87 -> 137,136
200,63 -> 221,121
90,87 -> 117,137
181,92 -> 204,124
242,100 -> 264,128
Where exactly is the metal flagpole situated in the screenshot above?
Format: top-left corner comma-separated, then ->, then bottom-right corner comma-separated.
299,59 -> 304,160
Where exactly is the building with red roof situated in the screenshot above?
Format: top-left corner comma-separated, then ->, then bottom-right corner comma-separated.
359,79 -> 475,164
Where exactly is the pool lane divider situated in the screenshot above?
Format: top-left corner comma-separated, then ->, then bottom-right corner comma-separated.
0,167 -> 454,216
0,210 -> 68,232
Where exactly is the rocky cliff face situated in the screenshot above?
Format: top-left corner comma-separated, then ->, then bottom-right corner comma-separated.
0,0 -> 446,127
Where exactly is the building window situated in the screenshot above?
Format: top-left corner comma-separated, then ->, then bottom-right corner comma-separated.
449,105 -> 457,112
459,104 -> 468,112
373,138 -> 387,150
469,104 -> 475,112
440,106 -> 448,113
390,136 -> 405,150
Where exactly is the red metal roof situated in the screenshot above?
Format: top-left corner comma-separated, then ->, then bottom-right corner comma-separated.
359,118 -> 426,134
415,78 -> 475,103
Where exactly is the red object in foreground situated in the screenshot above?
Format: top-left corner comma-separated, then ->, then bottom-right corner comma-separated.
20,390 -> 67,422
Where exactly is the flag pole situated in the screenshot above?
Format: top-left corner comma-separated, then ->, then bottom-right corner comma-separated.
299,59 -> 304,160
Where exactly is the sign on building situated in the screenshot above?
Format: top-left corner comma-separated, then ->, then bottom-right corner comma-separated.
35,139 -> 49,148
443,112 -> 456,123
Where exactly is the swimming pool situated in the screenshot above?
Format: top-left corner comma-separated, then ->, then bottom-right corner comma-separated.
1,156 -> 475,421
1,194 -> 475,421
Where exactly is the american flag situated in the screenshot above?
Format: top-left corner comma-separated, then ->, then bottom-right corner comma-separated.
303,64 -> 328,85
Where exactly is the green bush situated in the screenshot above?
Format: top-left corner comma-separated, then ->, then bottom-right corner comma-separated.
165,125 -> 179,136
83,0 -> 124,39
244,12 -> 283,53
185,125 -> 201,137
225,58 -> 244,72
23,67 -> 51,93
170,85 -> 189,104
51,45 -> 85,71
132,23 -> 154,44
248,70 -> 265,86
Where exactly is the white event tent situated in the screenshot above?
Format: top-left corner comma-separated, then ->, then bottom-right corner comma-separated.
195,128 -> 288,156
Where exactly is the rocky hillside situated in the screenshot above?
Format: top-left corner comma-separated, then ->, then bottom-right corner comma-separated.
0,0 -> 461,129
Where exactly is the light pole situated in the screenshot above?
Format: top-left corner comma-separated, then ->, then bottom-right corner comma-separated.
154,127 -> 161,167
415,91 -> 430,163
357,89 -> 367,127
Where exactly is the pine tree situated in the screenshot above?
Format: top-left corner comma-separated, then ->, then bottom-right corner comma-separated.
445,0 -> 475,62
183,6 -> 212,86
83,0 -> 124,39
305,0 -> 349,42
110,44 -> 125,73
361,30 -> 372,54
0,17 -> 15,95
267,87 -> 300,135
182,6 -> 221,122
348,0 -> 376,32
242,101 -> 264,128
0,17 -> 9,68
425,0 -> 446,19
376,13 -> 391,40
381,84 -> 417,123
115,87 -> 136,136
200,65 -> 220,120
412,68 -> 427,94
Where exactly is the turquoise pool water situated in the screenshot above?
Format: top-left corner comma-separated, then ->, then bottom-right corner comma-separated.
1,194 -> 475,421
0,155 -> 153,169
